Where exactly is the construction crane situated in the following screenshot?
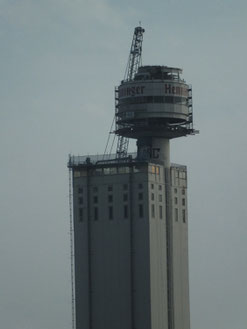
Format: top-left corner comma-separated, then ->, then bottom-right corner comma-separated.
116,26 -> 145,159
124,26 -> 145,82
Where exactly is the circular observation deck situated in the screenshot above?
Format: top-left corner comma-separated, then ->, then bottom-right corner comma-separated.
115,66 -> 194,139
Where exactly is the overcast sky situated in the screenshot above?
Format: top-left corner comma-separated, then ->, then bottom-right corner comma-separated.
1,0 -> 247,328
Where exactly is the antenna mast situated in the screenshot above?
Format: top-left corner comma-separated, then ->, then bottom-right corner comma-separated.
116,26 -> 145,159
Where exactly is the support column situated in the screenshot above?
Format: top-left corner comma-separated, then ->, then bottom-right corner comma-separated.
137,137 -> 170,168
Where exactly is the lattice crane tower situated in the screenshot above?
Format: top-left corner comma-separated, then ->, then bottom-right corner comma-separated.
116,26 -> 145,159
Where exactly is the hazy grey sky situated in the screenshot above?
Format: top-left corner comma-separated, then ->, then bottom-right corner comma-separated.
1,0 -> 247,328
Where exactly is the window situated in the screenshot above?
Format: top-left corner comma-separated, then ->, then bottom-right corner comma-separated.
78,187 -> 83,194
119,167 -> 128,174
94,207 -> 98,221
95,168 -> 103,175
182,209 -> 186,223
159,185 -> 162,191
74,171 -> 81,178
139,204 -> 144,218
93,186 -> 98,193
159,194 -> 162,202
174,197 -> 178,205
79,208 -> 83,222
175,208 -> 178,222
123,184 -> 128,190
180,171 -> 186,179
159,206 -> 163,219
78,197 -> 83,205
134,166 -> 143,173
108,185 -> 113,192
93,196 -> 98,204
124,205 -> 128,219
138,183 -> 143,189
123,193 -> 128,202
182,189 -> 185,195
110,167 -> 117,174
182,198 -> 185,206
154,96 -> 164,103
103,168 -> 110,175
174,188 -> 177,194
108,195 -> 113,203
138,192 -> 143,201
151,204 -> 155,218
109,206 -> 113,220
151,193 -> 155,201
151,183 -> 154,189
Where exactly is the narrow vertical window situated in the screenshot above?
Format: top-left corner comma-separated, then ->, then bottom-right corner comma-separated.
123,193 -> 128,202
159,206 -> 163,219
182,198 -> 186,206
138,192 -> 143,201
182,209 -> 186,223
108,195 -> 113,203
79,208 -> 83,222
151,204 -> 155,218
93,196 -> 98,204
124,205 -> 128,219
151,193 -> 155,201
159,185 -> 162,191
78,197 -> 83,205
78,187 -> 83,194
109,206 -> 113,220
94,207 -> 98,221
159,194 -> 162,202
139,204 -> 144,218
108,185 -> 113,192
123,184 -> 128,191
138,183 -> 143,189
174,197 -> 178,205
175,208 -> 178,222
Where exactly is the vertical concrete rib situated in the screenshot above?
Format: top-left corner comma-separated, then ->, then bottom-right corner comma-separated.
69,168 -> 76,329
86,168 -> 92,329
129,165 -> 135,329
165,167 -> 174,329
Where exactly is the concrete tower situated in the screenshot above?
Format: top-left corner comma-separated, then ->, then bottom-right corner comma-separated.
68,27 -> 197,329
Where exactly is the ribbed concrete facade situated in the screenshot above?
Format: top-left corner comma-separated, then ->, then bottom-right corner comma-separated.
70,159 -> 190,329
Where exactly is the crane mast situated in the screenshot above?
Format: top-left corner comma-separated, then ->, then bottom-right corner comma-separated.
116,26 -> 145,159
124,26 -> 145,81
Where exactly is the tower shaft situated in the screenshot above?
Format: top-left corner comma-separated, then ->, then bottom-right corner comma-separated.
68,153 -> 190,329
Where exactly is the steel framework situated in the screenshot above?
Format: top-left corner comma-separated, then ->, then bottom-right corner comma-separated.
124,26 -> 145,82
116,26 -> 145,159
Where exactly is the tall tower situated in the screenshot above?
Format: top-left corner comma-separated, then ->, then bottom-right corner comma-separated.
68,27 -> 197,329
